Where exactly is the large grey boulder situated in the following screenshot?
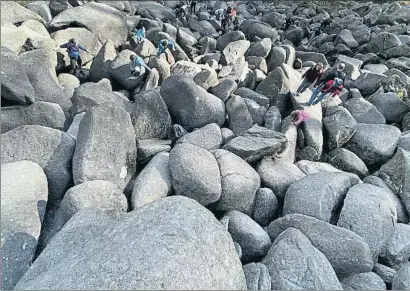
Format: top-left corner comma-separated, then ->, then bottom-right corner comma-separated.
323,106 -> 357,150
160,75 -> 225,131
131,89 -> 171,140
136,139 -> 171,164
334,29 -> 359,49
1,125 -> 75,200
268,214 -> 374,275
295,160 -> 342,175
222,125 -> 287,163
136,1 -> 175,22
340,272 -> 386,290
392,262 -> 410,290
176,123 -> 222,150
89,39 -> 117,82
210,78 -> 237,103
73,103 -> 137,191
71,79 -> 131,115
257,158 -> 305,198
226,95 -> 253,136
373,263 -> 397,285
187,17 -> 217,37
1,1 -> 45,24
131,152 -> 172,210
25,1 -> 52,22
14,197 -> 247,290
267,46 -> 286,71
377,148 -> 410,216
235,87 -> 270,108
252,188 -> 278,227
243,263 -> 271,290
367,32 -> 402,55
1,102 -> 66,134
369,92 -> 409,123
60,180 -> 128,224
262,228 -> 343,290
1,47 -> 35,104
344,97 -> 386,124
345,124 -> 401,168
49,2 -> 128,46
211,150 -> 260,214
216,31 -> 246,51
380,224 -> 410,270
338,184 -> 397,260
283,172 -> 360,223
108,50 -> 145,91
264,106 -> 281,132
249,38 -> 272,58
169,143 -> 221,206
241,20 -> 278,42
221,40 -> 250,66
1,161 -> 48,290
349,70 -> 388,96
223,211 -> 271,263
327,148 -> 369,178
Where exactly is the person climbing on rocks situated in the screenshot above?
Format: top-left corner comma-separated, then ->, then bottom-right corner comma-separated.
190,0 -> 197,14
59,38 -> 92,75
305,63 -> 346,106
129,55 -> 151,77
176,1 -> 189,19
157,39 -> 176,64
291,107 -> 309,126
215,7 -> 226,20
307,17 -> 333,45
283,13 -> 295,31
134,27 -> 146,45
221,6 -> 236,32
296,62 -> 324,96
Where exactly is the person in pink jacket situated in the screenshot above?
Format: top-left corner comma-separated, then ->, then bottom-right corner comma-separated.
291,108 -> 309,126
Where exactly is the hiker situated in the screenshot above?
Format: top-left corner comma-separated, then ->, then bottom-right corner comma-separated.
283,14 -> 295,31
291,107 -> 309,126
134,27 -> 146,45
59,38 -> 91,75
221,6 -> 236,31
215,8 -> 226,20
176,1 -> 188,18
129,55 -> 151,77
296,62 -> 324,96
320,18 -> 333,31
157,39 -> 176,63
190,0 -> 197,14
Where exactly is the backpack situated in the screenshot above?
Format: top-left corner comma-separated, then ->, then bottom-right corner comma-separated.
66,42 -> 79,57
332,77 -> 343,88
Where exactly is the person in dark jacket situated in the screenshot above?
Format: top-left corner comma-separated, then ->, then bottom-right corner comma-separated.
296,62 -> 324,96
283,14 -> 295,31
59,38 -> 91,75
190,0 -> 197,13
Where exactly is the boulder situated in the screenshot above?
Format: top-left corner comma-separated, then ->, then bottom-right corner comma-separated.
344,97 -> 386,124
1,125 -> 75,200
14,197 -> 246,290
136,139 -> 171,164
243,263 -> 271,291
25,1 -> 52,22
249,38 -> 272,58
235,87 -> 270,108
131,152 -> 172,210
89,39 -> 117,82
285,27 -> 304,46
216,31 -> 246,51
262,228 -> 343,290
392,262 -> 410,290
222,125 -> 287,163
340,272 -> 386,290
338,184 -> 397,260
345,124 -> 401,168
60,180 -> 127,224
73,103 -> 137,191
222,40 -> 250,66
349,70 -> 388,96
334,29 -> 359,49
1,102 -> 66,134
187,17 -> 217,37
241,20 -> 278,42
149,57 -> 171,85
226,95 -> 253,136
369,92 -> 409,123
257,158 -> 305,198
210,78 -> 237,102
367,32 -> 402,55
374,263 -> 397,285
49,2 -> 128,46
0,47 -> 35,104
295,51 -> 329,67
108,50 -> 145,91
176,123 -> 222,151
169,143 -> 221,206
283,172 -> 360,223
326,148 -> 368,178
160,75 -> 225,131
268,214 -> 374,275
252,188 -> 278,227
295,160 -> 342,175
380,224 -> 410,271
211,150 -> 260,214
323,106 -> 357,150
1,1 -> 45,24
130,89 -> 171,140
244,98 -> 267,126
1,161 -> 48,290
267,46 -> 286,71
136,1 -> 175,22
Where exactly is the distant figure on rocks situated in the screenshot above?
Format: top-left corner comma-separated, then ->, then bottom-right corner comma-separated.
305,63 -> 346,106
221,6 -> 236,32
215,8 -> 226,20
296,62 -> 324,96
129,55 -> 151,77
59,38 -> 91,75
134,27 -> 146,45
283,13 -> 295,31
176,1 -> 188,18
157,39 -> 175,63
307,18 -> 333,44
291,107 -> 309,126
190,0 -> 197,14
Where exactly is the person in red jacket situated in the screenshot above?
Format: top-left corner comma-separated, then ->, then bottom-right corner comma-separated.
296,62 -> 324,96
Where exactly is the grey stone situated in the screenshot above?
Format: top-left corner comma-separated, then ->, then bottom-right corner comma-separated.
252,188 -> 278,228
262,228 -> 343,290
367,32 -> 402,55
221,128 -> 235,145
244,98 -> 267,126
340,272 -> 386,290
374,263 -> 397,285
226,95 -> 253,136
66,112 -> 86,141
392,262 -> 410,290
216,31 -> 246,51
1,161 -> 48,290
349,70 -> 388,96
268,214 -> 374,275
369,92 -> 409,123
380,224 -> 410,271
73,103 -> 137,191
89,39 -> 117,83
210,78 -> 237,102
249,38 -> 272,58
235,88 -> 270,108
284,172 -> 360,223
221,40 -> 250,66
131,152 -> 172,210
267,46 -> 286,71
1,125 -> 75,200
345,97 -> 386,124
334,29 -> 359,49
211,149 -> 260,214
60,180 -> 127,224
295,160 -> 342,175
323,106 -> 357,150
136,139 -> 171,164
241,20 -> 278,42
264,106 -> 281,132
1,1 -> 45,24
338,184 -> 397,260
169,143 -> 221,206
327,148 -> 369,178
108,50 -> 145,91
176,123 -> 222,151
345,124 -> 401,168
224,211 -> 271,263
14,197 -> 247,290
243,263 -> 271,290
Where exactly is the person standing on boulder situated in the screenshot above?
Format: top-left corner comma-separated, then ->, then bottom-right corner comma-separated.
129,55 -> 151,77
59,38 -> 91,75
190,0 -> 197,14
296,62 -> 324,96
157,39 -> 176,64
215,8 -> 226,20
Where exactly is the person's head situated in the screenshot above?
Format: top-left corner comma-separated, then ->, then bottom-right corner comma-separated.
315,62 -> 323,70
161,39 -> 168,47
337,62 -> 345,71
130,55 -> 136,61
69,38 -> 76,44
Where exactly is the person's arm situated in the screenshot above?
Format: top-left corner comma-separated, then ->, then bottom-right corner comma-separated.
59,43 -> 68,48
169,41 -> 176,51
78,44 -> 90,53
302,68 -> 310,78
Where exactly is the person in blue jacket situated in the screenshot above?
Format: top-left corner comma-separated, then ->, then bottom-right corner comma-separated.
134,27 -> 146,44
129,55 -> 152,77
59,38 -> 91,75
157,39 -> 175,63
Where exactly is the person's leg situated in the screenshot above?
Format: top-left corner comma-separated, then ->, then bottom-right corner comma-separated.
77,56 -> 83,73
297,79 -> 308,94
313,91 -> 328,105
193,3 -> 196,13
69,57 -> 77,74
307,87 -> 321,105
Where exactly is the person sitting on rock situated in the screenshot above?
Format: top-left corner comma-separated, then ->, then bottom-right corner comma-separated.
296,62 -> 324,96
129,55 -> 151,77
215,8 -> 226,20
59,38 -> 91,75
157,39 -> 175,63
291,107 -> 309,126
134,27 -> 146,45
